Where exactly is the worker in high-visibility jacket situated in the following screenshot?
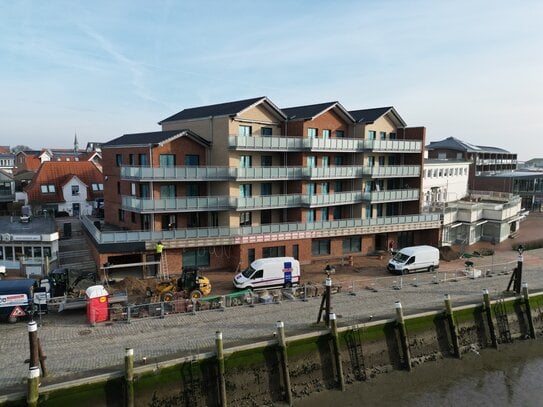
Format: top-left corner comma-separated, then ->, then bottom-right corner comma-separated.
155,241 -> 164,261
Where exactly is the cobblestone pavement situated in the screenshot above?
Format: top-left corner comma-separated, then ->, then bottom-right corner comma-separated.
1,246 -> 542,395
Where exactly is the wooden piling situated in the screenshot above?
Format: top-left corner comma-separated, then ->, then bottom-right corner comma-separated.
215,331 -> 228,407
482,289 -> 498,349
522,283 -> 536,339
124,348 -> 134,407
394,301 -> 412,371
325,277 -> 332,326
26,366 -> 40,407
276,321 -> 293,406
329,313 -> 345,391
27,321 -> 40,374
444,294 -> 461,358
37,338 -> 47,377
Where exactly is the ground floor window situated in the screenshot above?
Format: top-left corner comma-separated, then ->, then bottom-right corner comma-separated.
182,248 -> 210,267
312,239 -> 331,256
263,246 -> 285,258
342,236 -> 361,253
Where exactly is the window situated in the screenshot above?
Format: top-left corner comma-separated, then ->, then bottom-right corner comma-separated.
116,154 -> 122,166
293,244 -> 299,260
186,183 -> 199,197
240,211 -> 252,226
184,155 -> 199,166
321,182 -> 329,195
239,125 -> 252,136
182,248 -> 210,267
129,154 -> 135,165
308,128 -> 317,138
187,213 -> 200,228
261,156 -> 272,167
306,209 -> 316,222
261,183 -> 272,196
368,156 -> 375,167
240,155 -> 252,168
117,182 -> 121,194
160,184 -> 176,198
248,248 -> 255,264
389,132 -> 397,140
261,127 -> 272,136
71,185 -> 79,196
322,129 -> 331,139
457,153 -> 463,159
320,207 -> 329,220
261,210 -> 272,224
131,212 -> 136,223
336,130 -> 345,138
378,156 -> 385,166
131,183 -> 136,196
140,183 -> 150,198
263,246 -> 285,258
333,206 -> 342,220
334,181 -> 343,192
307,156 -> 317,168
159,154 -> 175,167
118,209 -> 124,221
438,152 -> 447,160
334,156 -> 344,166
41,184 -> 55,193
240,184 -> 252,198
368,130 -> 376,140
343,237 -> 361,253
322,156 -> 329,168
307,183 -> 317,195
92,183 -> 103,191
380,131 -> 387,140
138,154 -> 148,166
312,239 -> 330,256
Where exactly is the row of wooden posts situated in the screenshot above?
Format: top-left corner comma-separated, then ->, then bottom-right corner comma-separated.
24,282 -> 537,407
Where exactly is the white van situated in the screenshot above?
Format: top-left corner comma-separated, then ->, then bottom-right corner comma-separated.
233,257 -> 301,290
387,245 -> 440,275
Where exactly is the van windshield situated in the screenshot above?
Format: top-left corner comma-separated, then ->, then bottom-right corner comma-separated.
393,252 -> 410,263
241,266 -> 256,278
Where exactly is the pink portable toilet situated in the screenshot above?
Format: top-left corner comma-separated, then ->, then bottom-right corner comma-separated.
86,285 -> 109,324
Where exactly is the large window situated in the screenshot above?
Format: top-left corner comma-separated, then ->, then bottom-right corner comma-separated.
320,207 -> 329,220
261,183 -> 272,196
306,209 -> 316,222
322,129 -> 331,139
140,183 -> 150,198
263,246 -> 285,258
368,130 -> 376,140
183,248 -> 210,267
312,239 -> 330,256
240,184 -> 252,198
159,154 -> 175,167
380,131 -> 387,140
336,130 -> 344,138
240,155 -> 252,168
308,128 -> 318,138
239,125 -> 252,136
334,156 -> 344,166
343,237 -> 361,253
116,154 -> 122,166
321,182 -> 329,195
307,156 -> 316,168
261,210 -> 272,224
186,183 -> 199,197
240,211 -> 252,226
261,127 -> 272,136
129,154 -> 135,165
261,156 -> 272,167
184,155 -> 199,166
307,183 -> 316,195
160,184 -> 176,198
138,154 -> 148,165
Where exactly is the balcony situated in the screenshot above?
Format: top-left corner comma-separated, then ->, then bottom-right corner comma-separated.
365,189 -> 420,203
121,166 -> 231,181
82,213 -> 442,248
302,191 -> 364,207
229,136 -> 422,153
365,165 -> 420,178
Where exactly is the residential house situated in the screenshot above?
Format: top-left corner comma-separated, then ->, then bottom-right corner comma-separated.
92,97 -> 441,274
24,161 -> 104,216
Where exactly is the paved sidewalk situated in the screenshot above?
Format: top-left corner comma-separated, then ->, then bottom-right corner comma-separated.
1,247 -> 542,395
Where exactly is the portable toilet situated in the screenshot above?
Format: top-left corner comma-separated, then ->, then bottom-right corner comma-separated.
86,285 -> 109,324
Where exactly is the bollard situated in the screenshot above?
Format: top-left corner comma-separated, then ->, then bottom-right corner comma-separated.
127,305 -> 131,324
394,301 -> 412,371
27,366 -> 40,407
124,348 -> 134,407
522,283 -> 536,339
482,289 -> 498,349
27,321 -> 40,374
192,298 -> 197,315
160,301 -> 165,318
37,338 -> 47,377
444,294 -> 461,358
215,331 -> 227,407
329,313 -> 345,391
276,321 -> 292,406
325,277 -> 332,327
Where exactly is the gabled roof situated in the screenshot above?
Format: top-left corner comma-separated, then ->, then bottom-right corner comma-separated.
159,96 -> 286,124
25,161 -> 104,204
281,101 -> 355,123
426,137 -> 513,154
102,129 -> 210,148
349,106 -> 407,127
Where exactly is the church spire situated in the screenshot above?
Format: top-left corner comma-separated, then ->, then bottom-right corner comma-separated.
74,132 -> 79,152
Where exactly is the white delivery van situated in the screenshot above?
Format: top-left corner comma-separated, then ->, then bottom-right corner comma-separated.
387,245 -> 440,275
233,257 -> 301,290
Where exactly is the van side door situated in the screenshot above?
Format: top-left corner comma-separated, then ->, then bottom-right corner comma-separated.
251,269 -> 264,286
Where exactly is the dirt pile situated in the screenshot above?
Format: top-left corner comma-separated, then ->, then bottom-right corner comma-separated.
440,246 -> 460,262
111,276 -> 150,297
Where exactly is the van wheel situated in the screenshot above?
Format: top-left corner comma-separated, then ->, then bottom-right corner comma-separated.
402,269 -> 409,275
428,266 -> 435,272
284,282 -> 292,288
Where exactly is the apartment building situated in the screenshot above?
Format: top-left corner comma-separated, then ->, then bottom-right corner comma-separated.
96,97 -> 440,274
422,159 -> 470,210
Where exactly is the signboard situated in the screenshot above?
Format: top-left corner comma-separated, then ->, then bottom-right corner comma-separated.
0,293 -> 29,308
282,261 -> 292,285
12,235 -> 42,242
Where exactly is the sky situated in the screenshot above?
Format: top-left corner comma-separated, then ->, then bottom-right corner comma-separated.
1,0 -> 542,161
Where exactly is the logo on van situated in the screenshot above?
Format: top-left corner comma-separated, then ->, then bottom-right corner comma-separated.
282,262 -> 293,273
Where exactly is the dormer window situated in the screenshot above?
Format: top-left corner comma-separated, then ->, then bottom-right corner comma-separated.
92,183 -> 104,191
41,184 -> 55,193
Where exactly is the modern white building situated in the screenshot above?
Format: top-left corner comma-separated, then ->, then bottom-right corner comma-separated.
422,159 -> 470,210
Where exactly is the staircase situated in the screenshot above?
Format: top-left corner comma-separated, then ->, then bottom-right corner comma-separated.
56,218 -> 97,273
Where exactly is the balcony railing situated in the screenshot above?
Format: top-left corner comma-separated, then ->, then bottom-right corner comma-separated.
81,213 -> 442,247
229,136 -> 422,153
